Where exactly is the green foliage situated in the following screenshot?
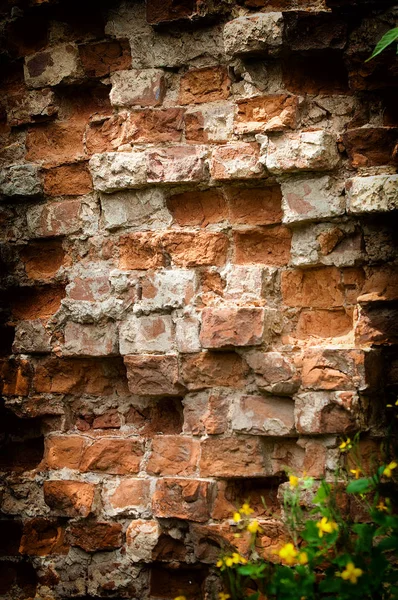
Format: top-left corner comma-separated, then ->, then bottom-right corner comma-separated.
366,27 -> 398,61
213,440 -> 398,600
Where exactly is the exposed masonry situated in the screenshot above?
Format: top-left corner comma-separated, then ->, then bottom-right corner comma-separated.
0,0 -> 397,598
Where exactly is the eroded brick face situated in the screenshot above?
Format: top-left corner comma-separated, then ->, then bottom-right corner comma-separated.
1,0 -> 396,597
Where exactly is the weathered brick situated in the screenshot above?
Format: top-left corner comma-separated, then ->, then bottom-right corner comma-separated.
124,354 -> 185,396
89,152 -> 147,192
355,305 -> 398,346
43,480 -> 95,517
223,265 -> 264,302
0,164 -> 42,197
139,269 -> 196,311
63,322 -> 119,357
180,351 -> 249,390
179,67 -> 230,104
101,188 -> 171,230
262,131 -> 340,174
152,478 -> 212,522
12,320 -> 51,354
281,175 -> 345,224
110,69 -> 165,107
346,174 -> 398,214
68,521 -> 123,552
162,231 -> 229,267
80,438 -> 145,474
106,478 -> 151,513
235,95 -> 298,134
357,266 -> 398,303
245,351 -> 299,396
295,391 -> 359,434
281,267 -> 345,308
118,232 -> 164,270
166,188 -> 228,227
226,185 -> 282,225
24,43 -> 83,88
79,39 -> 131,78
0,358 -> 32,397
342,128 -> 398,168
45,435 -> 86,470
200,436 -> 271,477
282,52 -> 349,95
233,226 -> 291,266
67,275 -> 111,302
147,145 -> 207,184
27,199 -> 82,237
42,163 -> 92,196
20,240 -> 65,280
301,348 -> 379,391
11,285 -> 65,320
6,88 -> 57,127
290,222 -> 362,268
296,309 -> 353,339
223,13 -> 284,56
210,143 -> 264,180
183,390 -> 229,435
232,395 -> 295,436
126,519 -> 160,562
26,120 -> 86,167
176,315 -> 201,353
147,435 -> 200,476
19,518 -> 68,556
119,315 -> 174,354
200,307 -> 265,348
185,103 -> 234,143
146,0 -> 200,24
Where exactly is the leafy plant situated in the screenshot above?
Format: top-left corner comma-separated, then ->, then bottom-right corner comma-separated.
366,27 -> 398,61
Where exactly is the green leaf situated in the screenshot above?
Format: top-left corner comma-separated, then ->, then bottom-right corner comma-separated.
377,535 -> 398,551
346,478 -> 373,494
366,27 -> 398,61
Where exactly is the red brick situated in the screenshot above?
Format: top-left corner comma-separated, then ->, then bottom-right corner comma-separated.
11,285 -> 65,320
125,399 -> 183,436
357,266 -> 398,303
180,352 -> 249,390
295,391 -> 358,435
342,128 -> 398,168
147,145 -> 207,183
200,436 -> 270,477
245,351 -> 299,395
124,355 -> 185,396
235,95 -> 298,134
43,480 -> 95,517
63,322 -> 119,357
232,395 -> 295,436
166,188 -> 228,227
42,162 -> 92,196
226,185 -> 282,225
200,307 -> 265,348
0,358 -> 32,397
183,390 -> 229,435
296,309 -> 353,339
119,232 -> 165,270
27,199 -> 82,237
355,305 -> 398,346
107,478 -> 151,511
79,39 -> 131,78
210,143 -> 264,181
80,438 -> 144,475
146,0 -> 199,24
272,439 -> 326,478
152,478 -> 212,522
126,108 -> 185,143
26,120 -> 86,167
179,67 -> 230,104
68,275 -> 110,301
33,357 -> 129,396
20,240 -> 65,280
301,348 -> 378,391
147,435 -> 200,476
45,435 -> 86,470
211,479 -> 280,521
233,226 -> 291,266
281,267 -> 345,308
19,518 -> 68,556
68,522 -> 123,552
162,231 -> 229,267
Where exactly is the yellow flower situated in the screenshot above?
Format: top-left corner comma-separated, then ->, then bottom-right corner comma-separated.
174,596 -> 187,600
340,562 -> 363,584
350,468 -> 361,479
216,559 -> 224,568
240,502 -> 254,516
298,551 -> 308,565
233,512 -> 242,523
316,517 -> 338,538
219,594 -> 231,600
225,557 -> 234,567
278,543 -> 298,565
339,438 -> 352,452
383,461 -> 397,477
289,475 -> 299,488
247,520 -> 260,534
376,499 -> 388,512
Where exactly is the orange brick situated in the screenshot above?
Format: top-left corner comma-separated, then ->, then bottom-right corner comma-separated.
235,94 -> 298,133
108,478 -> 151,511
26,120 -> 86,167
226,185 -> 282,225
152,478 -> 212,522
45,435 -> 86,470
200,436 -> 270,477
147,435 -> 200,476
233,226 -> 291,266
296,309 -> 353,338
180,351 -> 249,390
166,189 -> 228,227
282,267 -> 346,308
179,67 -> 230,104
200,307 -> 265,348
43,480 -> 95,517
79,39 -> 131,78
11,285 -> 65,320
19,518 -> 68,556
161,231 -> 229,267
119,232 -> 165,270
80,438 -> 145,475
42,162 -> 92,196
20,240 -> 65,280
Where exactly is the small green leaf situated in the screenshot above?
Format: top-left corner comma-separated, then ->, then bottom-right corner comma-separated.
366,27 -> 398,61
347,478 -> 373,493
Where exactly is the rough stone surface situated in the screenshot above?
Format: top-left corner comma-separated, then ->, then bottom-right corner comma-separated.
12,320 -> 51,354
0,164 -> 42,197
124,355 -> 185,396
89,152 -> 147,192
147,146 -> 207,184
346,174 -> 398,214
235,95 -> 298,134
262,131 -> 340,173
109,69 -> 165,107
232,395 -> 295,436
223,13 -> 284,56
63,323 -> 119,357
200,307 -> 265,348
119,315 -> 174,354
24,43 -> 83,88
210,143 -> 264,180
281,175 -> 345,224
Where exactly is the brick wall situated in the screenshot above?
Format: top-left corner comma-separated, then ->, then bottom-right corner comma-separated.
0,0 -> 397,597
